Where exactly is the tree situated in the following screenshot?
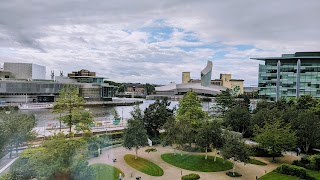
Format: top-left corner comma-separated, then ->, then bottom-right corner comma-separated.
254,120 -> 297,162
196,121 -> 222,160
8,135 -> 95,180
123,106 -> 148,159
214,89 -> 236,114
224,107 -> 251,135
143,98 -> 174,137
53,85 -> 93,135
291,110 -> 320,153
145,83 -> 155,95
111,109 -> 120,120
296,95 -> 318,110
0,109 -> 36,158
222,131 -> 249,176
176,90 -> 207,146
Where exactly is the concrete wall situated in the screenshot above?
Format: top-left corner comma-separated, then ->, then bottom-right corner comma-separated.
182,72 -> 190,84
220,74 -> 232,88
32,64 -> 46,79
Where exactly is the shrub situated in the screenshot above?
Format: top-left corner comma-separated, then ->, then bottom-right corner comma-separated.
181,173 -> 200,180
226,171 -> 242,177
145,148 -> 157,153
150,137 -> 162,145
275,164 -> 316,180
82,131 -> 93,138
246,145 -> 282,157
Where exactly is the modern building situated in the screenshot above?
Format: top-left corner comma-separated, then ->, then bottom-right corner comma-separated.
252,51 -> 320,101
2,62 -> 46,79
155,60 -> 244,96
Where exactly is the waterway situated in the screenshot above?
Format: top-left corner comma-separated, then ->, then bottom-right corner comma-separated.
21,98 -> 216,128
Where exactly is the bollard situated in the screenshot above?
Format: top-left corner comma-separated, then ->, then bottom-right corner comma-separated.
108,154 -> 109,159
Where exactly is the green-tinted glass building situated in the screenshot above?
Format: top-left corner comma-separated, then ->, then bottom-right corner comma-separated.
252,52 -> 320,101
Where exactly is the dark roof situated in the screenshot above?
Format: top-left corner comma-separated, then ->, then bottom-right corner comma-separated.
251,51 -> 320,61
230,79 -> 244,81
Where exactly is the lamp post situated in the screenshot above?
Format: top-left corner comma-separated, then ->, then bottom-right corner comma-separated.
121,108 -> 124,127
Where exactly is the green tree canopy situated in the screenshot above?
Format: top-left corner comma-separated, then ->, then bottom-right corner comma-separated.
214,89 -> 236,114
123,106 -> 148,159
254,120 -> 297,161
224,107 -> 251,135
143,98 -> 174,137
0,109 -> 36,158
53,85 -> 93,134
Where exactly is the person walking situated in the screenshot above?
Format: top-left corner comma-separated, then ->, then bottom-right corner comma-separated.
118,173 -> 122,180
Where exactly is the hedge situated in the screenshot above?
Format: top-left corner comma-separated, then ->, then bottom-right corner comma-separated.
181,173 -> 200,180
275,164 -> 316,180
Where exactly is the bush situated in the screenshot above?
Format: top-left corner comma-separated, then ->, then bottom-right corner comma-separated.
181,146 -> 212,153
99,132 -> 123,140
226,171 -> 242,177
246,145 -> 282,157
181,173 -> 200,180
145,148 -> 157,153
275,164 -> 316,180
150,137 -> 162,145
292,155 -> 320,170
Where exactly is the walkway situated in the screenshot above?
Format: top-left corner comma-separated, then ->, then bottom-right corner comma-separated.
89,146 -> 302,180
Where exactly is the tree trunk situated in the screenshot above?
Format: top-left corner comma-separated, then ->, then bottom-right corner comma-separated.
9,144 -> 13,158
214,148 -> 217,162
69,125 -> 72,135
135,147 -> 138,159
232,161 -> 236,176
205,147 -> 208,160
174,147 -> 176,155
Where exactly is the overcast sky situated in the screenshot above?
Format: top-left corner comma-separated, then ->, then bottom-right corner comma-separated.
0,0 -> 319,86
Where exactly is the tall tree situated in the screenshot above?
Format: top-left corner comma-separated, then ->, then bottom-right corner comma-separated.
296,95 -> 318,110
224,107 -> 251,135
123,106 -> 148,159
291,110 -> 320,153
222,131 -> 249,176
254,120 -> 297,162
8,135 -> 95,180
143,98 -> 174,137
196,121 -> 222,160
214,89 -> 236,114
145,83 -> 155,95
175,90 -> 207,146
53,85 -> 93,135
0,110 -> 36,158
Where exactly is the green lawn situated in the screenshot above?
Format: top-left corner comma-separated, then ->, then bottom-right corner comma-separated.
259,171 -> 301,180
248,158 -> 267,166
161,153 -> 233,172
124,154 -> 164,176
259,170 -> 320,180
91,164 -> 124,180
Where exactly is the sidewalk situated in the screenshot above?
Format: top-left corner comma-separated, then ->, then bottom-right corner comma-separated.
0,152 -> 19,176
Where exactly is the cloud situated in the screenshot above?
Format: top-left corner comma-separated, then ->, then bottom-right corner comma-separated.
0,0 -> 319,86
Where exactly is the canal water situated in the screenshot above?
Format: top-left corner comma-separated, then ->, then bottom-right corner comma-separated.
21,98 -> 216,128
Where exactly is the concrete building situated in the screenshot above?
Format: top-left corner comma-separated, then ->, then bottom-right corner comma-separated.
3,62 -> 46,79
252,51 -> 320,100
201,61 -> 212,86
182,72 -> 190,84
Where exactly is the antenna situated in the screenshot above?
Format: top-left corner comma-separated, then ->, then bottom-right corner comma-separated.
51,70 -> 55,80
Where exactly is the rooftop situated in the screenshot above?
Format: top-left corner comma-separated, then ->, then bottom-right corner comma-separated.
251,51 -> 320,60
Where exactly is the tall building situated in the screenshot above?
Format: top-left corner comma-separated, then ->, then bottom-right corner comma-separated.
252,52 -> 320,101
182,72 -> 190,84
3,62 -> 46,79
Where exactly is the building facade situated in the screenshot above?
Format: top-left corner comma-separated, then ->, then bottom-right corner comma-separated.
3,62 -> 46,79
252,52 -> 320,101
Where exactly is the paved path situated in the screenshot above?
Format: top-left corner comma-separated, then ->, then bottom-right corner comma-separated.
89,146 -> 302,180
0,152 -> 19,176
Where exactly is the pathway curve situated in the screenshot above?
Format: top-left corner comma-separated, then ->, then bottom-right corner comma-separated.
89,146 -> 301,180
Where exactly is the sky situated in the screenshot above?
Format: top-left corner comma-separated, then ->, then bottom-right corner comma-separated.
0,0 -> 320,86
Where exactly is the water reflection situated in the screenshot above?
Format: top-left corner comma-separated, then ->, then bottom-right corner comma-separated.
22,98 -> 216,128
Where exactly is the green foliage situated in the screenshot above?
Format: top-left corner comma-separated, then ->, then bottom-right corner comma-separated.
222,131 -> 249,163
254,120 -> 297,161
296,95 -> 318,110
143,98 -> 174,137
224,107 -> 251,134
124,154 -> 164,176
111,109 -> 120,120
9,136 -> 95,180
145,83 -> 155,95
246,145 -> 282,157
92,164 -> 124,180
145,148 -> 157,153
53,84 -> 93,134
293,155 -> 320,171
123,106 -> 148,158
259,171 -> 301,180
226,171 -> 242,177
161,153 -> 233,172
215,89 -> 236,114
0,109 -> 36,157
291,110 -> 320,153
274,164 -> 316,180
181,173 -> 200,180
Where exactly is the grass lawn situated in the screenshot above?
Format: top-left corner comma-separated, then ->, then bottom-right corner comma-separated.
161,153 -> 233,172
306,169 -> 320,179
248,158 -> 267,166
258,171 -> 301,180
124,154 -> 164,176
91,164 -> 124,180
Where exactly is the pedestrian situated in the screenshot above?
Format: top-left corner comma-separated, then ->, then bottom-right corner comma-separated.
118,173 -> 122,180
298,147 -> 301,156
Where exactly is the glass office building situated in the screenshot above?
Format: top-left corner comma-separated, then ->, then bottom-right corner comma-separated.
252,52 -> 320,101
